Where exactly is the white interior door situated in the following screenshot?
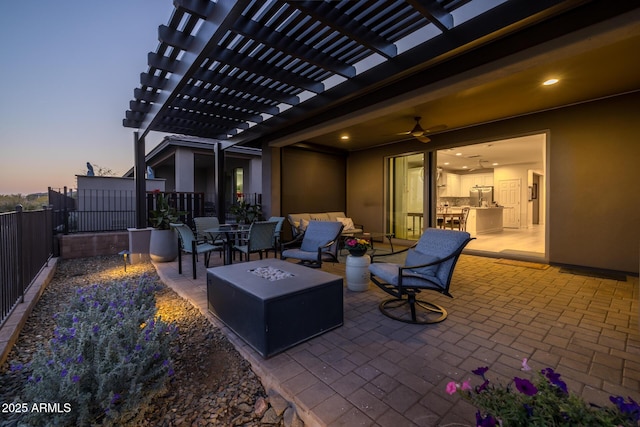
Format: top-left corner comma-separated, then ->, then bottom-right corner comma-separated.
499,179 -> 521,228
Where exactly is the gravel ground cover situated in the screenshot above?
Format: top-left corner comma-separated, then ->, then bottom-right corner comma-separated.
0,256 -> 286,426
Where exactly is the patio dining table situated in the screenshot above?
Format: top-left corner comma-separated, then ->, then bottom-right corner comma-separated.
205,224 -> 251,265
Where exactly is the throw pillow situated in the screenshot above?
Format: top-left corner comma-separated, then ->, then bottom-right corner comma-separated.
299,218 -> 309,232
405,249 -> 441,276
336,217 -> 355,231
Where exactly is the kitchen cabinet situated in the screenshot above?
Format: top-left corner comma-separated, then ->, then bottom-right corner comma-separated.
461,173 -> 494,195
439,172 -> 461,197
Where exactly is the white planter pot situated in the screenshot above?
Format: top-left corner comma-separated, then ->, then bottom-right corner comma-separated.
346,254 -> 371,291
149,229 -> 178,262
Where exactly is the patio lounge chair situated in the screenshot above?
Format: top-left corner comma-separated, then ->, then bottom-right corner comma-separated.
281,220 -> 344,268
232,220 -> 278,261
369,228 -> 474,324
171,223 -> 224,279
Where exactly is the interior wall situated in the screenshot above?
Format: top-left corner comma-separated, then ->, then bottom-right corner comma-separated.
280,146 -> 347,216
347,92 -> 640,273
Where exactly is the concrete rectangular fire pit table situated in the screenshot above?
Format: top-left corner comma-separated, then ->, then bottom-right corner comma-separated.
206,259 -> 343,357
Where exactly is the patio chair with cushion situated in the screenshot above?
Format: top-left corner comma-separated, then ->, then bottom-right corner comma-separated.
171,223 -> 224,279
232,220 -> 278,262
369,228 -> 474,324
281,220 -> 344,268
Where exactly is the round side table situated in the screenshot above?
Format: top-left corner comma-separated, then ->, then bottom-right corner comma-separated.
346,254 -> 371,291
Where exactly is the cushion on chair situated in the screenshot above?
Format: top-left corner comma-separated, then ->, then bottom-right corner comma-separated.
405,249 -> 441,276
414,229 -> 471,286
369,262 -> 445,290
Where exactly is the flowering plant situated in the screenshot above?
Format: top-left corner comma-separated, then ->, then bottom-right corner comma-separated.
344,237 -> 372,252
446,358 -> 640,426
149,190 -> 185,230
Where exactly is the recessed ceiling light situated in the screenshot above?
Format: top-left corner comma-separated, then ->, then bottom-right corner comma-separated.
462,166 -> 468,169
492,162 -> 499,166
455,152 -> 462,156
543,78 -> 559,86
444,162 -> 450,165
340,135 -> 349,140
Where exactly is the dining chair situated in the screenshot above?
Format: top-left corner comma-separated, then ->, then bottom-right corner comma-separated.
171,223 -> 224,279
232,221 -> 278,262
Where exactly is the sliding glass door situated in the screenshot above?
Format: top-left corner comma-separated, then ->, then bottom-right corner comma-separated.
386,153 -> 424,240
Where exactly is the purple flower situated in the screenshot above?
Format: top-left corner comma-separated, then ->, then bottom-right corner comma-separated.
514,377 -> 538,396
76,355 -> 84,363
92,325 -> 100,334
476,379 -> 490,393
542,368 -> 568,394
10,363 -> 23,372
610,396 -> 640,422
60,369 -> 68,378
72,375 -> 80,383
521,358 -> 532,371
472,366 -> 489,378
475,411 -> 497,427
111,393 -> 121,404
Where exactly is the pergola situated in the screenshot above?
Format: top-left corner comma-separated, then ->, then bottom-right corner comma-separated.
123,0 -> 638,226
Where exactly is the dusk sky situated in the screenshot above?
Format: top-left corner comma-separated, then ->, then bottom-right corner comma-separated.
0,1 -> 176,195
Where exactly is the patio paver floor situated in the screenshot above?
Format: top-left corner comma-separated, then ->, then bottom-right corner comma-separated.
153,249 -> 639,427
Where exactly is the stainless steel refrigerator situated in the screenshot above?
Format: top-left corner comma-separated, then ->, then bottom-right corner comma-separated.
470,186 -> 494,207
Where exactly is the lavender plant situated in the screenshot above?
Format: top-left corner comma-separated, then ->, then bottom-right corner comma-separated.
12,276 -> 177,426
446,358 -> 640,426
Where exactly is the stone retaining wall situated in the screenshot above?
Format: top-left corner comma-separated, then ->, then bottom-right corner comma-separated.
59,232 -> 128,259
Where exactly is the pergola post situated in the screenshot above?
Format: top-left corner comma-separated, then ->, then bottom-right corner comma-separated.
134,131 -> 147,228
128,131 -> 152,264
214,143 -> 225,223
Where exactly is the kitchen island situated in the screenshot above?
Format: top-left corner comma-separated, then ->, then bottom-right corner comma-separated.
466,207 -> 504,235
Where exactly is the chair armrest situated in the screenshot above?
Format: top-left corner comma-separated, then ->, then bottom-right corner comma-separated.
280,233 -> 304,249
370,242 -> 417,262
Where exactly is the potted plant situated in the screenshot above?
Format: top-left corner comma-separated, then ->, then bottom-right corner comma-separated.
229,199 -> 262,224
148,191 -> 184,262
446,357 -> 640,426
344,237 -> 371,257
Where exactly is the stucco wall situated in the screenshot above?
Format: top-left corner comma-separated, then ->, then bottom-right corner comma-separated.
281,146 -> 347,216
346,92 -> 639,273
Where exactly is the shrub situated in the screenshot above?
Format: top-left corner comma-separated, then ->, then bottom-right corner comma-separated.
446,358 -> 640,426
12,276 -> 177,426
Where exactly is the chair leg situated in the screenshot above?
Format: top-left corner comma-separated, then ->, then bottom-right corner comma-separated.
379,296 -> 448,324
178,247 -> 183,275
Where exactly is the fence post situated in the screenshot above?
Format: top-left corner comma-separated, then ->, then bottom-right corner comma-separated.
15,204 -> 24,303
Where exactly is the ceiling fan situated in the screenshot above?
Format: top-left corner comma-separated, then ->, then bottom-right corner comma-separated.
468,159 -> 489,171
399,117 -> 447,143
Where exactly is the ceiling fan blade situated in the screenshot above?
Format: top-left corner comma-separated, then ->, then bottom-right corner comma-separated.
424,124 -> 447,133
416,135 -> 431,143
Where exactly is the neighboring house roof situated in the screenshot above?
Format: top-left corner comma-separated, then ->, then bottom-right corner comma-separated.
122,135 -> 261,178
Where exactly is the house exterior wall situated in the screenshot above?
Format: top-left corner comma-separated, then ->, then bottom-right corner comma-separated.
280,146 -> 347,216
344,92 -> 639,273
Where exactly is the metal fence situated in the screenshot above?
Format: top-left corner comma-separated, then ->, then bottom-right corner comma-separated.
48,188 -> 263,234
0,206 -> 53,328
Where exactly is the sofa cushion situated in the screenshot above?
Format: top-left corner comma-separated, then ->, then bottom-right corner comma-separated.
336,217 -> 355,231
310,213 -> 331,221
327,212 -> 347,221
